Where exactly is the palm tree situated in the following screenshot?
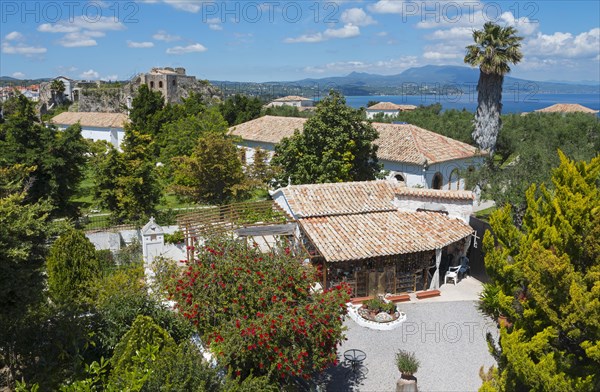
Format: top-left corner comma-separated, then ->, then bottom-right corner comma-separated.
465,22 -> 523,155
50,79 -> 66,105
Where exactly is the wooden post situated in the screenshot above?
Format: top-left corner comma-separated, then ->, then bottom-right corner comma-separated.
322,261 -> 327,289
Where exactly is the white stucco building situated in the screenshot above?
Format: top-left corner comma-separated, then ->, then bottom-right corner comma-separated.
51,112 -> 129,149
229,115 -> 485,190
366,102 -> 417,119
266,95 -> 314,108
54,76 -> 75,101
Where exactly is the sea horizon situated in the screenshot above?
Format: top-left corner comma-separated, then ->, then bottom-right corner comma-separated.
342,93 -> 600,114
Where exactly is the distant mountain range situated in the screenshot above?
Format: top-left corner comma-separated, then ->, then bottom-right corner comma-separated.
0,76 -> 51,86
211,65 -> 600,96
3,65 -> 599,95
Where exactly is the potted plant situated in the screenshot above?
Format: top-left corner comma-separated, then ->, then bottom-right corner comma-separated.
395,350 -> 419,392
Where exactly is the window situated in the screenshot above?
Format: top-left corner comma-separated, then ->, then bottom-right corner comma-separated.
159,81 -> 163,88
394,174 -> 405,183
432,172 -> 443,190
172,79 -> 176,87
150,81 -> 154,89
448,169 -> 460,190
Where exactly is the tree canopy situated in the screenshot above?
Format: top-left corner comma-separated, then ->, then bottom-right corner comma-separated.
170,133 -> 246,205
160,239 -> 351,384
480,151 -> 600,391
0,95 -> 88,216
46,229 -> 102,305
272,91 -> 381,185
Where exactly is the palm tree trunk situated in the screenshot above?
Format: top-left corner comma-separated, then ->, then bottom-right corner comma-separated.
473,71 -> 504,155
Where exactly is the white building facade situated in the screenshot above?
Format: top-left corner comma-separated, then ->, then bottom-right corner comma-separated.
230,116 -> 485,191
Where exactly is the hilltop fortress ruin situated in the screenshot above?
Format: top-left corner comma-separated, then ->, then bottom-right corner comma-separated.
39,67 -> 222,114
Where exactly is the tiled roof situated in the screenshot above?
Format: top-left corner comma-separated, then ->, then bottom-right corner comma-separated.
273,95 -> 312,102
300,210 -> 473,262
229,116 -> 483,165
395,187 -> 475,201
51,112 -> 129,128
229,115 -> 307,144
367,102 -> 417,111
278,180 -> 475,218
534,103 -> 599,114
279,180 -> 404,218
373,122 -> 482,165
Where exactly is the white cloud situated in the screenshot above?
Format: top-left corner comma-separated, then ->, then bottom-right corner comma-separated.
341,8 -> 376,26
166,43 -> 207,54
324,24 -> 361,39
285,33 -> 325,44
423,51 -> 460,60
5,31 -> 24,41
39,16 -> 124,33
499,12 -> 539,36
58,31 -> 105,47
127,40 -> 154,48
162,0 -> 202,13
377,31 -> 388,37
38,16 -> 124,48
153,30 -> 181,42
368,0 -> 406,14
12,72 -> 25,78
525,28 -> 600,58
303,56 -> 420,75
285,24 -> 360,43
1,42 -> 47,55
207,18 -> 223,31
101,74 -> 118,81
80,69 -> 100,79
428,26 -> 474,41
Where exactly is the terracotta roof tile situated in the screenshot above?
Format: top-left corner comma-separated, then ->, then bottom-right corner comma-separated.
229,115 -> 306,144
373,122 -> 483,164
367,102 -> 417,111
280,180 -> 404,218
230,116 -> 482,165
51,112 -> 129,128
273,96 -> 313,102
534,103 -> 598,114
278,180 -> 474,218
300,210 -> 473,262
395,187 -> 475,201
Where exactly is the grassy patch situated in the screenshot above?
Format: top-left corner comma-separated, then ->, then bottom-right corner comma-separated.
475,206 -> 497,221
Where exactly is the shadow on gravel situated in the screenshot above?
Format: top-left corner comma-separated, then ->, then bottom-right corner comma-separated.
319,360 -> 369,391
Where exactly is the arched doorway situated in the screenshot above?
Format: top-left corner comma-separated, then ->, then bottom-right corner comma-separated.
432,172 -> 443,190
448,169 -> 460,190
394,173 -> 405,183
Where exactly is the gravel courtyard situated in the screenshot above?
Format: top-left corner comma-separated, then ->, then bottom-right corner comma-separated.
323,301 -> 499,392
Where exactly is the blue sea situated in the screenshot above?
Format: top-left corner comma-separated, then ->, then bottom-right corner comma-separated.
343,93 -> 600,114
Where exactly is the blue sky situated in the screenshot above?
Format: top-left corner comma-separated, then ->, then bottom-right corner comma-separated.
1,1 -> 599,83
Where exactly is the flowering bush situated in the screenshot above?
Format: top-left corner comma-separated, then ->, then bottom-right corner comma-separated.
162,239 -> 350,383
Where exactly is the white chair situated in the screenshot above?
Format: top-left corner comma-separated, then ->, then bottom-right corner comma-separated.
445,256 -> 470,285
445,265 -> 461,285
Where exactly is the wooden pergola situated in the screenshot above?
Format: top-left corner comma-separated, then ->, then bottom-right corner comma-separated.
176,200 -> 315,261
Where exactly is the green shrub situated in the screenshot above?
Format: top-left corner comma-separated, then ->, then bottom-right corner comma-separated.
395,350 -> 420,375
363,297 -> 396,314
164,230 -> 184,244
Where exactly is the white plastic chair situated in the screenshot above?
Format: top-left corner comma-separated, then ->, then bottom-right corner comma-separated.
445,265 -> 461,285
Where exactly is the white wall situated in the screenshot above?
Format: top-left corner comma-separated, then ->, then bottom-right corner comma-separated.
393,194 -> 474,223
58,125 -> 125,150
366,110 -> 399,119
382,157 -> 484,190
